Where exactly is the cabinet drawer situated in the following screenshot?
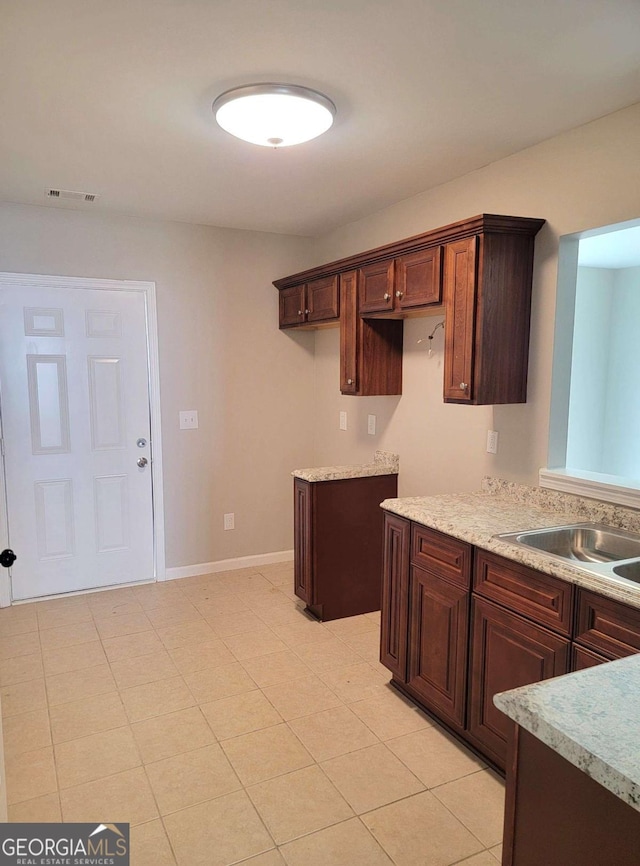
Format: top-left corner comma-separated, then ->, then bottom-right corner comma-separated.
473,551 -> 573,636
575,590 -> 640,659
410,525 -> 471,588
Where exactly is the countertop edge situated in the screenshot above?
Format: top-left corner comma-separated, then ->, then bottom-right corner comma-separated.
493,661 -> 640,812
380,493 -> 640,612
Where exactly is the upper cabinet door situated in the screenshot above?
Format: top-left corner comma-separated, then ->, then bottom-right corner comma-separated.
306,275 -> 339,323
279,284 -> 306,329
339,270 -> 359,394
358,260 -> 395,314
396,246 -> 443,310
443,237 -> 477,402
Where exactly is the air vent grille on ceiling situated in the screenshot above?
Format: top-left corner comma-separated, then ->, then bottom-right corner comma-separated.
46,188 -> 99,203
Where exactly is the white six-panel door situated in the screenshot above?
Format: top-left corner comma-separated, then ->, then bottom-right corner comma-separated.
0,282 -> 156,600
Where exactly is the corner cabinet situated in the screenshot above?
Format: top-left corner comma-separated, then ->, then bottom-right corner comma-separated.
274,214 -> 544,403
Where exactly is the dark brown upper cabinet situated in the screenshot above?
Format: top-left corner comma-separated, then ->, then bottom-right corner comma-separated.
443,228 -> 541,404
358,259 -> 395,314
339,270 -> 403,396
274,214 -> 544,403
278,275 -> 339,329
358,247 -> 443,316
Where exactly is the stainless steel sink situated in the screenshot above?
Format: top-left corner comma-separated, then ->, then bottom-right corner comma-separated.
494,522 -> 640,588
499,523 -> 640,563
612,560 -> 640,585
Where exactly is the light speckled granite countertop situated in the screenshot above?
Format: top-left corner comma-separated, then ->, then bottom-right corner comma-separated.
292,450 -> 399,483
382,477 -> 640,611
494,654 -> 640,812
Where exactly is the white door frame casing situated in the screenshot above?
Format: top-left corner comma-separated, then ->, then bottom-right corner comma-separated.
0,273 -> 166,605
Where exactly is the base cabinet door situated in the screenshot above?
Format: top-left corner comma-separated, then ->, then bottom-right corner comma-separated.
468,596 -> 569,769
571,645 -> 610,672
380,513 -> 410,680
293,478 -> 313,605
407,565 -> 469,728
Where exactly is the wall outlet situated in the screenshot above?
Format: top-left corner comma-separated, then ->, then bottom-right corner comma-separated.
486,430 -> 499,454
179,410 -> 198,430
223,512 -> 235,531
367,414 -> 376,435
339,411 -> 347,431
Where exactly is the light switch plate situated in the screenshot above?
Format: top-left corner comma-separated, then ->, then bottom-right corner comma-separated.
486,430 -> 499,454
339,411 -> 347,431
223,512 -> 235,531
180,410 -> 198,430
367,414 -> 376,435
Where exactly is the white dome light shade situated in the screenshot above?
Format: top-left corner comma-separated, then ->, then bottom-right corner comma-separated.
213,84 -> 336,148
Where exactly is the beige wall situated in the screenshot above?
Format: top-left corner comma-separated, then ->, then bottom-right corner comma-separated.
1,101 -> 640,570
309,102 -> 640,497
0,203 -> 314,568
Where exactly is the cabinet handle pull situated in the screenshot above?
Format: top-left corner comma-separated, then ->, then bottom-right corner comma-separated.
396,291 -> 403,298
383,293 -> 391,301
460,382 -> 468,390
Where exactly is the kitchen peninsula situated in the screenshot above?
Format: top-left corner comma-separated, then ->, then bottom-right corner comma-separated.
495,654 -> 640,865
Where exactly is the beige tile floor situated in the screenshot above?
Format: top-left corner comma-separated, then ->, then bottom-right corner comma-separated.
0,563 -> 505,866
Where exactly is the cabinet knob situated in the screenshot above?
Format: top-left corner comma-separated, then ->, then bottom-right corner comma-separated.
304,309 -> 310,314
383,293 -> 391,301
347,378 -> 353,385
460,382 -> 468,390
396,291 -> 403,298
297,310 -> 303,316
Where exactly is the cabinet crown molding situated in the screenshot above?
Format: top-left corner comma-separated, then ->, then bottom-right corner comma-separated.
273,213 -> 545,290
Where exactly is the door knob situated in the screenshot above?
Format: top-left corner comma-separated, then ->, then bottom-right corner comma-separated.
0,549 -> 16,568
137,457 -> 148,468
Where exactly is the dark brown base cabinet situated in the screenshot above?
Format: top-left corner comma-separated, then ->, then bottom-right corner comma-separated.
503,727 -> 640,866
294,474 -> 397,621
380,512 -> 640,772
467,597 -> 569,767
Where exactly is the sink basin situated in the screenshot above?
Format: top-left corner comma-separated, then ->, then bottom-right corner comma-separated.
498,523 -> 640,564
612,561 -> 640,585
494,523 -> 640,588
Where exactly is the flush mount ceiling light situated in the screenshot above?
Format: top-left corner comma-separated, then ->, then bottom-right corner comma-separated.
213,83 -> 336,148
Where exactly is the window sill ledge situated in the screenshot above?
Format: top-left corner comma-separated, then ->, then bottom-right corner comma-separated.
539,469 -> 640,511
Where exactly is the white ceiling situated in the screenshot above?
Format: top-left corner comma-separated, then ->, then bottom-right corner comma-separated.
1,0 -> 640,237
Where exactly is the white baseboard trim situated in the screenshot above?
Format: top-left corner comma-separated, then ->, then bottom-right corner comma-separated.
164,549 -> 294,582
